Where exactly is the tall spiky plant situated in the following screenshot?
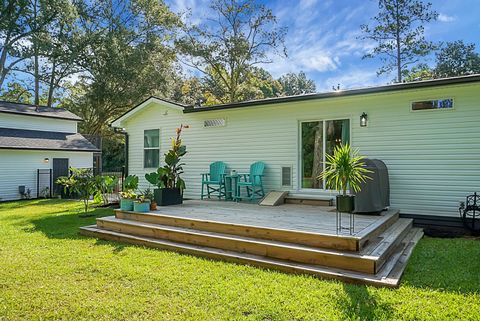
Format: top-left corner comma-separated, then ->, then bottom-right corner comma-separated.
319,144 -> 372,196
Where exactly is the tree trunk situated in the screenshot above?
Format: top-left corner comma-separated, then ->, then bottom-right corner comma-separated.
311,123 -> 323,189
33,0 -> 39,105
395,1 -> 402,83
47,59 -> 57,107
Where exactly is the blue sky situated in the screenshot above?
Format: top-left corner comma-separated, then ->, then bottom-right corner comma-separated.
167,0 -> 480,92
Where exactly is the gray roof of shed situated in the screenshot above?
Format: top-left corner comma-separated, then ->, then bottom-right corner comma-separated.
0,100 -> 82,121
0,128 -> 100,152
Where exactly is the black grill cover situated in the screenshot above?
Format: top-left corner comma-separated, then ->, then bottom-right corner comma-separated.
354,159 -> 390,214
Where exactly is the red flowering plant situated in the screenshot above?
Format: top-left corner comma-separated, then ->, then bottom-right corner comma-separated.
145,124 -> 189,192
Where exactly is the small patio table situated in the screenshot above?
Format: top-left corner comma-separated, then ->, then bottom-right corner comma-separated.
224,173 -> 241,201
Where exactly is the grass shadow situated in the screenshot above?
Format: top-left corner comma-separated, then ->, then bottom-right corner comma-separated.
335,283 -> 394,321
27,206 -> 113,240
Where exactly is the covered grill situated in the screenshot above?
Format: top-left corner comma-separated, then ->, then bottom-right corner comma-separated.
354,159 -> 390,214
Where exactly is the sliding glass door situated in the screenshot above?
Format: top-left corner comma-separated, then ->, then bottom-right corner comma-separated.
300,119 -> 350,190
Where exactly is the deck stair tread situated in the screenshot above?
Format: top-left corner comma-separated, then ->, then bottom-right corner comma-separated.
114,208 -> 400,252
285,194 -> 334,201
96,215 -> 413,274
79,225 -> 423,288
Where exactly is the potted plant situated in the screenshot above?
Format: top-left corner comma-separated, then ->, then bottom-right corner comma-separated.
146,124 -> 189,206
143,188 -> 157,210
319,144 -> 372,213
119,175 -> 138,211
133,193 -> 151,212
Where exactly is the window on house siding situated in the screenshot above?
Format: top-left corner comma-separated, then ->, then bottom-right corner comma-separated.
301,119 -> 350,189
412,99 -> 454,111
144,129 -> 159,168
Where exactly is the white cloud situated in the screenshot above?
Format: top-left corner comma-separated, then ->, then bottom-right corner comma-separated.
438,13 -> 456,22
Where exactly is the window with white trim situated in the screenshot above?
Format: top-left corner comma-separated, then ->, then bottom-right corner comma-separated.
144,129 -> 159,168
412,98 -> 453,111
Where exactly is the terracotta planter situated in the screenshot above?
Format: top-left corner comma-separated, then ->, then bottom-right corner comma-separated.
150,201 -> 157,211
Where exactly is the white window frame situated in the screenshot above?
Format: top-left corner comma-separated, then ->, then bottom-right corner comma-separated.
144,129 -> 160,169
410,98 -> 455,112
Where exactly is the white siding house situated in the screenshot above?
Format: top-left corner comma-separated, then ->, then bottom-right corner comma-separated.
0,101 -> 99,201
112,75 -> 480,219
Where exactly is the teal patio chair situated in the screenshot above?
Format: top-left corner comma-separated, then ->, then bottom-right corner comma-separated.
237,161 -> 266,201
201,161 -> 227,200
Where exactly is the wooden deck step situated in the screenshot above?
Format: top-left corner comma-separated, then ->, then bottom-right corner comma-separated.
79,225 -> 423,288
114,209 -> 400,252
284,194 -> 334,206
97,216 -> 378,273
360,218 -> 413,273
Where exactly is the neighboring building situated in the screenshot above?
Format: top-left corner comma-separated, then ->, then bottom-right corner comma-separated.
111,75 -> 480,222
0,101 -> 100,201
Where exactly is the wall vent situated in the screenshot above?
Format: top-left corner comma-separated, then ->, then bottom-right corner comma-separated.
281,166 -> 292,187
204,118 -> 226,128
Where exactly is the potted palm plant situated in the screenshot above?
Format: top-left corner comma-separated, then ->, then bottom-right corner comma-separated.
119,175 -> 138,211
319,144 -> 371,213
145,124 -> 189,206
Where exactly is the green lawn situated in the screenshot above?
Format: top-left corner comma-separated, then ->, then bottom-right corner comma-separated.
0,200 -> 479,320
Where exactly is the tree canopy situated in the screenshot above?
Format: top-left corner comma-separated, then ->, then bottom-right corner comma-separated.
360,0 -> 438,83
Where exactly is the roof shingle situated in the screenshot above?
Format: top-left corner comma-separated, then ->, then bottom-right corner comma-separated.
0,100 -> 82,121
0,128 -> 99,152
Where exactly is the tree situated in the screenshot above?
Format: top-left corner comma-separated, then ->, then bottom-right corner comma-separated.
0,81 -> 33,103
435,41 -> 480,78
56,168 -> 96,215
278,71 -> 316,96
176,0 -> 287,104
360,0 -> 438,83
62,0 -> 180,135
402,63 -> 434,82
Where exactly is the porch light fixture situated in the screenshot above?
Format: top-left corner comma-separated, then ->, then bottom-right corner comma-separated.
43,157 -> 49,163
360,112 -> 368,127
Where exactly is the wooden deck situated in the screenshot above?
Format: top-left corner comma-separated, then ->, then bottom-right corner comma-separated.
80,199 -> 423,287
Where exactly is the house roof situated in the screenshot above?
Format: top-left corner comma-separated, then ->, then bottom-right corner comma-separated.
0,100 -> 82,121
183,74 -> 480,113
111,74 -> 480,125
111,97 -> 188,127
0,127 -> 100,152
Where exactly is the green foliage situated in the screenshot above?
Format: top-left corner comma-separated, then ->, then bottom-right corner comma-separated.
146,124 -> 188,191
278,71 -> 316,96
360,0 -> 438,82
319,144 -> 372,196
176,0 -> 286,104
0,82 -> 33,103
120,175 -> 139,199
55,168 -> 96,214
435,40 -> 480,78
93,175 -> 119,205
402,63 -> 435,82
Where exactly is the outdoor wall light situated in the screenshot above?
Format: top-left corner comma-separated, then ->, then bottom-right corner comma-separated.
360,112 -> 368,127
44,157 -> 49,163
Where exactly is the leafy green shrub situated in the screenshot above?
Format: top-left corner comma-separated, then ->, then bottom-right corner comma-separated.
94,175 -> 119,205
120,175 -> 139,199
56,168 -> 96,214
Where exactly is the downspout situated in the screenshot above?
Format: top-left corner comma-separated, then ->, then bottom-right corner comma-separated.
112,126 -> 128,177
